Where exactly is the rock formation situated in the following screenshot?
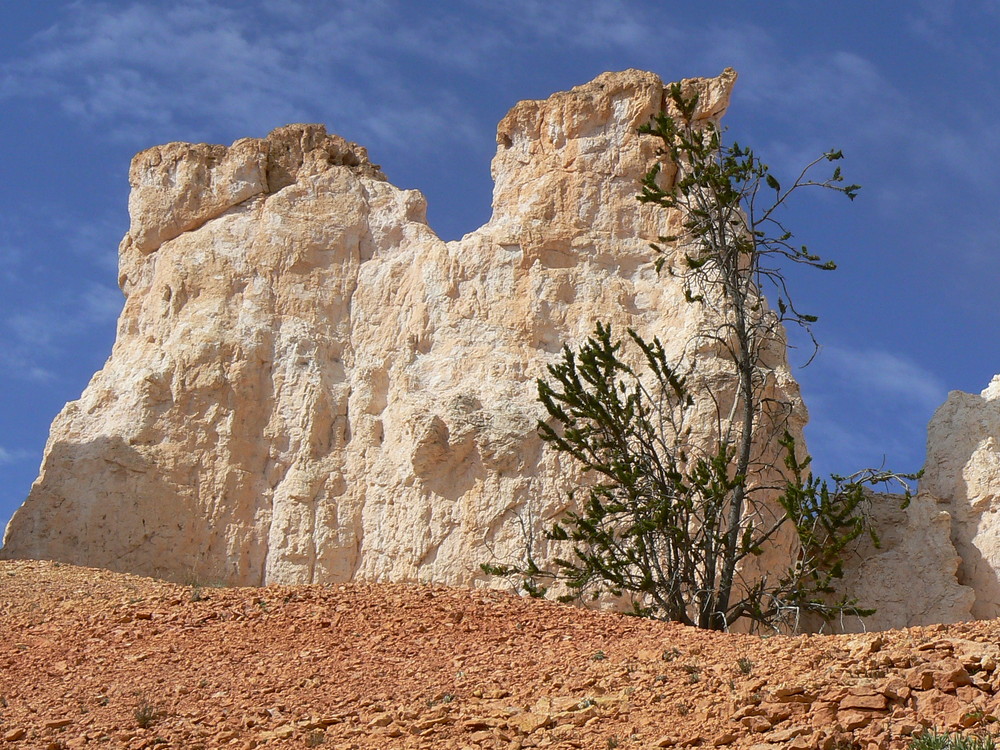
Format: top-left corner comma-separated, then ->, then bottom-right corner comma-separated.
914,376 -> 1000,620
2,67 -> 984,634
827,491 -> 973,632
832,374 -> 1000,631
1,68 -> 807,595
821,375 -> 1000,631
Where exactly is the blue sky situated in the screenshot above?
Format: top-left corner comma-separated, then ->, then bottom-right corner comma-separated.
1,1 -> 998,530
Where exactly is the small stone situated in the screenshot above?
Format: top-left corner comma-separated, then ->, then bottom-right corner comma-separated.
892,721 -> 921,736
906,668 -> 935,691
741,715 -> 772,733
840,694 -> 887,711
411,716 -> 450,732
384,724 -> 404,738
759,703 -> 793,723
788,734 -> 817,750
934,659 -> 974,692
881,676 -> 910,701
4,728 -> 26,742
838,710 -> 874,731
810,701 -> 839,727
508,712 -> 550,734
769,727 -> 808,742
259,725 -> 294,740
771,685 -> 806,699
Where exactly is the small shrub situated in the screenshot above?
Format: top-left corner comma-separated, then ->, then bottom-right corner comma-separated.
909,730 -> 997,750
306,730 -> 326,747
737,657 -> 753,675
590,650 -> 607,662
134,694 -> 160,729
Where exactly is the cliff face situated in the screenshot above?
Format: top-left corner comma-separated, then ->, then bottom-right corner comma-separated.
839,375 -> 1000,632
834,375 -> 1000,631
7,69 -> 806,590
3,68 -> 976,632
916,377 -> 1000,620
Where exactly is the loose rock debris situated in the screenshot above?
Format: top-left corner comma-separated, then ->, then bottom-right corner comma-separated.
1,560 -> 999,748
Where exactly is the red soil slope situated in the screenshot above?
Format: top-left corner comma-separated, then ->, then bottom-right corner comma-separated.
1,560 -> 999,749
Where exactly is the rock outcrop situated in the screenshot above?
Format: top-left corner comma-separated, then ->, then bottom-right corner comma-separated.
828,491 -> 974,632
836,372 -> 1000,631
2,69 -> 807,595
6,68 -> 982,634
915,376 -> 1000,619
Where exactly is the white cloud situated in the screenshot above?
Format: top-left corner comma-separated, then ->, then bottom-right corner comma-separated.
0,345 -> 56,383
499,0 -> 667,51
820,345 -> 946,412
804,408 -> 911,468
1,0 -> 484,152
795,345 -> 948,477
0,245 -> 23,284
2,282 -> 120,382
0,447 -> 32,466
81,283 -> 124,324
8,310 -> 57,350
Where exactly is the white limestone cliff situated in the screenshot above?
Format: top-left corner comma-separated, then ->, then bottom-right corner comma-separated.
837,374 -> 1000,631
2,69 -> 807,593
914,377 -> 1000,620
827,490 -> 974,632
1,68 -> 979,634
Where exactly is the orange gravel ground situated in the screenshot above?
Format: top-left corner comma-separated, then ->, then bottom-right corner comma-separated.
3,560 -> 1000,749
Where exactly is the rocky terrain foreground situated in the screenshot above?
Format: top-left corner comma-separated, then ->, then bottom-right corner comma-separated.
3,561 -> 1000,750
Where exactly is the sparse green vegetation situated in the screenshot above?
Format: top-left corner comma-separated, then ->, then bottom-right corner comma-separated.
909,730 -> 997,750
485,80 -> 917,632
133,693 -> 161,729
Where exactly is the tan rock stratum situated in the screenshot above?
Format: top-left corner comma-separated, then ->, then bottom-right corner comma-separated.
0,69 -> 978,631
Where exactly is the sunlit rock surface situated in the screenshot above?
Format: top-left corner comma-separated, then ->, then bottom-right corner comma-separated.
3,69 -> 806,592
914,376 -> 1000,620
6,69 -> 971,635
